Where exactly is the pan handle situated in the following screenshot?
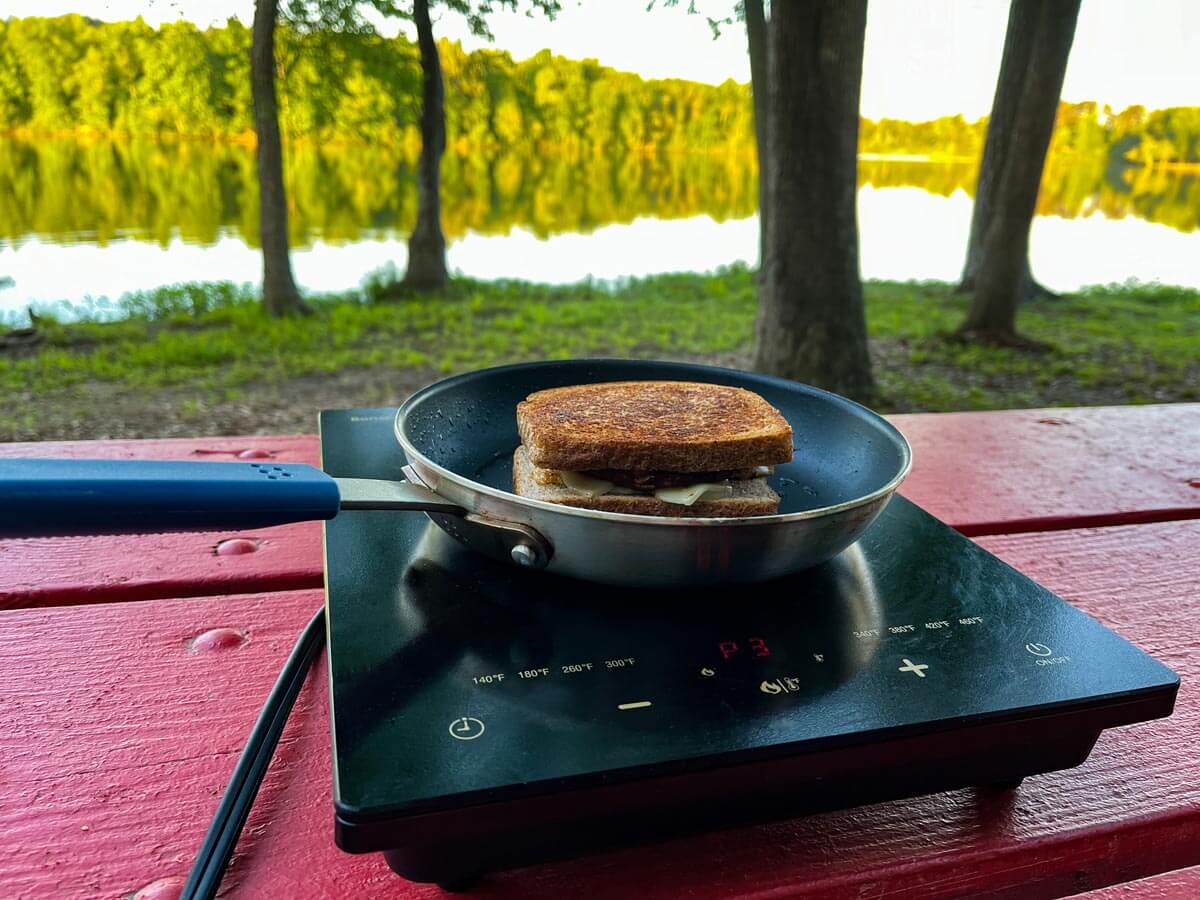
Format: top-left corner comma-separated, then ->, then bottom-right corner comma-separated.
0,458 -> 345,538
0,459 -> 470,539
335,477 -> 465,516
0,460 -> 552,569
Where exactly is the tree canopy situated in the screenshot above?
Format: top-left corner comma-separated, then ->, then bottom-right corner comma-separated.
2,15 -> 1196,168
0,14 -> 753,153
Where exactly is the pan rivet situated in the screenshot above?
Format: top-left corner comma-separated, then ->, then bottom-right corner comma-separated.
511,544 -> 539,568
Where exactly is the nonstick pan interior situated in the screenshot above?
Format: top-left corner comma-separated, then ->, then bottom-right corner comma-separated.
399,360 -> 909,517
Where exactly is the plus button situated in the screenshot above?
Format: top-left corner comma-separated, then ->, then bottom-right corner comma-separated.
898,658 -> 930,678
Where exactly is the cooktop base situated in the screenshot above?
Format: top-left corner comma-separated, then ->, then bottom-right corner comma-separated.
319,408 -> 1178,889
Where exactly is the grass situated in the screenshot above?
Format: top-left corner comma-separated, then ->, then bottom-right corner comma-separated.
2,266 -> 1198,440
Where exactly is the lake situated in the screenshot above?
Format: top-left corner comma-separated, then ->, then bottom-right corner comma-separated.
1,138 -> 1197,320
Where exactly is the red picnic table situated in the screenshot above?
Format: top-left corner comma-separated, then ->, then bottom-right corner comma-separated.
1,403 -> 1198,899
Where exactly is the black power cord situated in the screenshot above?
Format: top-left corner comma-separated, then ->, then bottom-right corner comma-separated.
181,607 -> 327,900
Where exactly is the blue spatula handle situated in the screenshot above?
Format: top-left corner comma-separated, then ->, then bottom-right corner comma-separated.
0,459 -> 342,538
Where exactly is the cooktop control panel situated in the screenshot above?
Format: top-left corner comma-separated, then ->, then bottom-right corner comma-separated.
320,408 -> 1178,826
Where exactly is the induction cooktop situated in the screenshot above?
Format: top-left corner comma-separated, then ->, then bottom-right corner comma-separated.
319,408 -> 1178,890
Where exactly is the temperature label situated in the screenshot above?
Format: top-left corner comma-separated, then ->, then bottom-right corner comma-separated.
517,668 -> 550,679
959,616 -> 983,625
472,673 -> 505,685
853,629 -> 880,639
560,663 -> 594,674
924,620 -> 951,630
605,657 -> 636,669
888,624 -> 915,634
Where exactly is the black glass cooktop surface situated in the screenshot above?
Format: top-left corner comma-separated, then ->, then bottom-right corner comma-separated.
319,408 -> 1177,870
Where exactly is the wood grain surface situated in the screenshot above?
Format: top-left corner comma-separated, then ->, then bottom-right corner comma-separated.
2,404 -> 1198,609
2,520 -> 1197,899
1076,864 -> 1200,898
890,403 -> 1200,535
0,435 -> 321,608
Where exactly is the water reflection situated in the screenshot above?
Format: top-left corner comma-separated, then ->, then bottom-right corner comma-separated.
0,138 -> 1197,314
0,139 -> 759,247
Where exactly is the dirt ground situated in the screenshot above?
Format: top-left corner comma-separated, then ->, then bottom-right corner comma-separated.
10,342 -> 1191,443
5,366 -> 443,442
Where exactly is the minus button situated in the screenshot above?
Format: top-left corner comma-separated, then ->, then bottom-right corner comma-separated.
617,700 -> 653,710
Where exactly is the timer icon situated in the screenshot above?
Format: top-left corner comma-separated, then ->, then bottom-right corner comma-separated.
448,717 -> 486,741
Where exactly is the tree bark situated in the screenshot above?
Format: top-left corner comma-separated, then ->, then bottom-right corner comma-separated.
958,0 -> 1080,339
402,0 -> 449,292
744,0 -> 768,271
960,236 -> 1055,301
752,0 -> 874,400
251,0 -> 308,316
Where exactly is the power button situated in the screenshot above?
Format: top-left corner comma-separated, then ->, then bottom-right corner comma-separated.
1025,643 -> 1053,657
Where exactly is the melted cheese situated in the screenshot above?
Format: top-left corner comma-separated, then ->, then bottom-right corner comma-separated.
560,470 -> 614,497
653,482 -> 733,506
557,471 -> 738,506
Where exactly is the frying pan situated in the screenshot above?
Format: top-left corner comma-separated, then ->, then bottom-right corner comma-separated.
0,359 -> 911,588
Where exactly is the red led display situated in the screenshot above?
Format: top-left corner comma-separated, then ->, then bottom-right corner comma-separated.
718,638 -> 771,659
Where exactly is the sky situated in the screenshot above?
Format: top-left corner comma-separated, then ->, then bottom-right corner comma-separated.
6,0 -> 1199,120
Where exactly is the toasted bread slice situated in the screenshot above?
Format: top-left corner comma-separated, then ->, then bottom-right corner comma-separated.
512,446 -> 780,518
517,381 -> 794,472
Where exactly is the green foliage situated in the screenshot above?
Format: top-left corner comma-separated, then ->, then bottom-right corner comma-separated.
0,15 -> 754,150
6,15 -> 1196,168
859,102 -> 1200,166
860,115 -> 984,160
3,275 -> 1196,435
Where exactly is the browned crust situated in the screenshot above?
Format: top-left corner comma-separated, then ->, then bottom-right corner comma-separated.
512,447 -> 780,518
516,381 -> 794,472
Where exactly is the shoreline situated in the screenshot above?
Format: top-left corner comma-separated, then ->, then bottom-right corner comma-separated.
2,131 -> 1195,172
5,270 -> 1199,327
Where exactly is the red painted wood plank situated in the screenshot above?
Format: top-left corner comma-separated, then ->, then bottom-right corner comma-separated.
2,520 -> 1198,899
1,403 -> 1197,609
1077,864 -> 1200,898
890,403 -> 1200,536
0,435 -> 323,609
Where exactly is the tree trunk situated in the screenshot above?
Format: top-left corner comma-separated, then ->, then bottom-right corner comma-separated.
958,0 -> 1080,339
960,235 -> 1055,301
744,0 -> 768,271
752,1 -> 874,400
403,0 -> 449,292
251,0 -> 308,316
